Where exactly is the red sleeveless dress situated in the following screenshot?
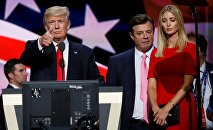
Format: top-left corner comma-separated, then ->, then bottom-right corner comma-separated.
148,42 -> 198,130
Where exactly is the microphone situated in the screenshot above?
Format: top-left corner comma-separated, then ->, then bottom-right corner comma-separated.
58,41 -> 65,52
58,41 -> 65,80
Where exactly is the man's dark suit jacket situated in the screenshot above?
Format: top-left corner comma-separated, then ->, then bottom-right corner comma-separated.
106,48 -> 136,130
0,84 -> 13,130
206,62 -> 213,109
20,39 -> 102,81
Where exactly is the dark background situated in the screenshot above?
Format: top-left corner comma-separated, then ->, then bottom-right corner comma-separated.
0,0 -> 148,66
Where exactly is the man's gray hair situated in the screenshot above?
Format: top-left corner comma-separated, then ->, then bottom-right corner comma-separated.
43,6 -> 70,25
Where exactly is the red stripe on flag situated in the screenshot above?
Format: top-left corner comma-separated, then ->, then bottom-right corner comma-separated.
0,36 -> 25,61
98,66 -> 107,81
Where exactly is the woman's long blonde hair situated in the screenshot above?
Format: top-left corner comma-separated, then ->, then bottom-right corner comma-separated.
155,5 -> 188,58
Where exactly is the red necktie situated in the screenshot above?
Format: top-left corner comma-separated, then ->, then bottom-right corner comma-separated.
56,44 -> 65,81
140,54 -> 150,123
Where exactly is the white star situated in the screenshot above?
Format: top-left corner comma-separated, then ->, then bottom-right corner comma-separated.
4,0 -> 41,19
67,4 -> 119,54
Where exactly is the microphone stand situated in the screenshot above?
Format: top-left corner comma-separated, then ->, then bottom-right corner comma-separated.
62,52 -> 64,81
189,6 -> 202,130
58,41 -> 65,81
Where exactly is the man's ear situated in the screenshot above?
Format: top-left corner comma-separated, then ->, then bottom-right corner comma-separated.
45,25 -> 48,31
67,20 -> 71,30
8,73 -> 14,80
129,32 -> 134,40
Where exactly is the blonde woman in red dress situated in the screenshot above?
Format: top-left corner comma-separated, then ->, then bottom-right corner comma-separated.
148,5 -> 198,130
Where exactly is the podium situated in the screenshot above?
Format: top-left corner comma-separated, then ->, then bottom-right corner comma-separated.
2,89 -> 22,130
2,81 -> 122,130
99,87 -> 122,130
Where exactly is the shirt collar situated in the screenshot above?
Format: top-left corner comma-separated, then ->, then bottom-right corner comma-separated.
53,37 -> 68,47
200,61 -> 206,73
135,46 -> 154,59
9,83 -> 20,89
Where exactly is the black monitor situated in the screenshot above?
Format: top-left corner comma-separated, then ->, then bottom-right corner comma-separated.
22,80 -> 99,130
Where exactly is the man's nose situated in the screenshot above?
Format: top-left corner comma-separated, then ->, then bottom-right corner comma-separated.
55,22 -> 59,29
143,33 -> 148,38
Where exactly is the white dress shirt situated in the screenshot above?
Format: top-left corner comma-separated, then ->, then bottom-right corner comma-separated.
132,46 -> 154,119
38,38 -> 69,80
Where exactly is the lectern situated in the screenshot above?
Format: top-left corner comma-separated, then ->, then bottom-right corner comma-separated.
2,89 -> 22,130
22,80 -> 99,130
2,81 -> 123,130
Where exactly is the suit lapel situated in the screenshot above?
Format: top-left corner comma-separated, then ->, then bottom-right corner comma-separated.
7,84 -> 13,89
123,48 -> 135,87
67,40 -> 78,80
122,48 -> 136,103
48,43 -> 57,80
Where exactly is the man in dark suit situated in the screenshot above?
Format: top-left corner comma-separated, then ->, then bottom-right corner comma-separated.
206,63 -> 213,123
20,6 -> 103,82
188,33 -> 213,129
0,58 -> 27,130
106,14 -> 155,130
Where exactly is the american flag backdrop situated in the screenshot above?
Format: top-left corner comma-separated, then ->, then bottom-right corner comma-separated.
0,0 -> 213,93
